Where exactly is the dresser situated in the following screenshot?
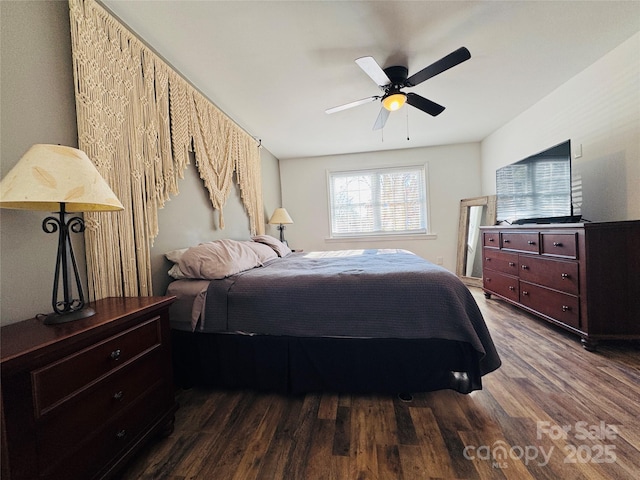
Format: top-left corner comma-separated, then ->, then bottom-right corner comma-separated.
1,296 -> 177,480
480,221 -> 640,350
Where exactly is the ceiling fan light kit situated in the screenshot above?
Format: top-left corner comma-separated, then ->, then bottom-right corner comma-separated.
382,93 -> 406,111
326,47 -> 471,130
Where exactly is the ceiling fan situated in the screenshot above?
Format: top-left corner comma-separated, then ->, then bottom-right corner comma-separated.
325,47 -> 471,130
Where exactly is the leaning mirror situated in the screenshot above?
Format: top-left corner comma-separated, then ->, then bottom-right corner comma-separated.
456,195 -> 496,287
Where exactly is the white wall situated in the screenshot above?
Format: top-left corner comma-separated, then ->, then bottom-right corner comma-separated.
481,33 -> 640,222
279,143 -> 482,271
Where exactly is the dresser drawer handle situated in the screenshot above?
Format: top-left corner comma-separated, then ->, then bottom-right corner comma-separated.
116,429 -> 127,440
110,349 -> 121,361
113,391 -> 124,401
521,265 -> 528,270
553,242 -> 563,247
508,262 -> 515,267
485,257 -> 491,261
562,305 -> 571,312
509,286 -> 515,291
503,239 -> 510,243
522,291 -> 529,296
561,273 -> 570,279
488,238 -> 495,242
527,240 -> 535,245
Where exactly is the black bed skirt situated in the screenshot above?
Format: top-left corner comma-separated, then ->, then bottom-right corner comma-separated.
170,330 -> 485,395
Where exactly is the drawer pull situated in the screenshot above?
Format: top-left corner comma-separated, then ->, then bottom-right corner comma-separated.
113,391 -> 124,401
561,273 -> 570,279
521,265 -> 528,270
553,242 -> 563,247
116,429 -> 127,440
485,257 -> 491,261
527,240 -> 535,245
503,239 -> 510,243
562,305 -> 571,312
509,286 -> 515,291
508,262 -> 515,267
522,291 -> 529,296
110,349 -> 121,361
488,238 -> 495,242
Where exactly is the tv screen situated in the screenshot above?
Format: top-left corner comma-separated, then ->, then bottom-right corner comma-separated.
496,140 -> 575,224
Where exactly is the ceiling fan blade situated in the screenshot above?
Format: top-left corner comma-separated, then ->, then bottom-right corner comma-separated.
325,96 -> 380,114
406,93 -> 445,116
372,107 -> 390,130
405,47 -> 471,87
355,56 -> 391,87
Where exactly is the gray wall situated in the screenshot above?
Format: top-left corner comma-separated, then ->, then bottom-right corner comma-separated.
0,1 -> 281,325
150,147 -> 282,297
1,0 -> 79,325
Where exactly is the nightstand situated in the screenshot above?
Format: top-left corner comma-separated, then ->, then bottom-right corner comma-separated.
1,296 -> 177,480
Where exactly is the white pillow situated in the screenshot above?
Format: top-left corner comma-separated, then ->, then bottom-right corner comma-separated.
178,239 -> 262,280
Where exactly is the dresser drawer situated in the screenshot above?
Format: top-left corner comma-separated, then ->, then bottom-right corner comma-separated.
483,249 -> 519,275
519,256 -> 579,295
501,232 -> 540,253
32,316 -> 162,417
483,270 -> 519,302
520,282 -> 580,329
483,231 -> 500,248
541,232 -> 578,259
36,348 -> 165,468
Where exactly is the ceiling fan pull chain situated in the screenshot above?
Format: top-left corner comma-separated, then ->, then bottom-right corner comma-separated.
406,107 -> 410,141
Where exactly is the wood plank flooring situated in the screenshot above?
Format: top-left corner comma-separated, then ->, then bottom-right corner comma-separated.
118,288 -> 640,479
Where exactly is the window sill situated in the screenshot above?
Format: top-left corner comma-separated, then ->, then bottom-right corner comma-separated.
325,233 -> 437,243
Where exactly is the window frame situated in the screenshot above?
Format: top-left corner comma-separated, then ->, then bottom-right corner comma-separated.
326,163 -> 432,240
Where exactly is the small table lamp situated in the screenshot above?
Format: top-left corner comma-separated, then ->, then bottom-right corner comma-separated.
268,207 -> 293,244
0,144 -> 124,324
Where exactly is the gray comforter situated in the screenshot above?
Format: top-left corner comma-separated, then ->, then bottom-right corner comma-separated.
200,249 -> 500,374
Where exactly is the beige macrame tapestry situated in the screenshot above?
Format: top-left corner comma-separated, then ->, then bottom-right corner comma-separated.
68,0 -> 264,300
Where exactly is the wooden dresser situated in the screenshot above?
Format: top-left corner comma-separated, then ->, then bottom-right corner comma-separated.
1,296 -> 177,480
480,221 -> 640,350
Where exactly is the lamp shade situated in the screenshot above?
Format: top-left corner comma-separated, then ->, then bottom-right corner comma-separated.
382,93 -> 407,112
268,207 -> 293,225
0,144 -> 124,212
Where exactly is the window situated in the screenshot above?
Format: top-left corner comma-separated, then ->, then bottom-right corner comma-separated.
328,165 -> 429,238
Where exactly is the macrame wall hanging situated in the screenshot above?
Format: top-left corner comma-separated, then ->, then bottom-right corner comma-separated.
68,0 -> 265,299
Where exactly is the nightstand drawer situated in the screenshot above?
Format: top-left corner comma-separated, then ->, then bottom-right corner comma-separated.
36,348 -> 166,468
40,381 -> 172,479
32,316 -> 162,417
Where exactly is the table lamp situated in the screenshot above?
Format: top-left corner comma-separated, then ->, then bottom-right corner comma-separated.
268,207 -> 293,244
0,144 -> 124,324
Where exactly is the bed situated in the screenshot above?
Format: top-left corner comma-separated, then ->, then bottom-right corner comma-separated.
166,236 -> 501,395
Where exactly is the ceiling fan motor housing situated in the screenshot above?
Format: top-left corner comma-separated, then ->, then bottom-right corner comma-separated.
382,65 -> 409,89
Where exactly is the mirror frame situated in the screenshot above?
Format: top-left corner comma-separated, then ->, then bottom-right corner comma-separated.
456,195 -> 496,287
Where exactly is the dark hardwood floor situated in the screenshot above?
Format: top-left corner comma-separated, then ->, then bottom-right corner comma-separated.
118,288 -> 640,479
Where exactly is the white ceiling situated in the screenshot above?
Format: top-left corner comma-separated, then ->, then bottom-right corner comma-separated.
101,1 -> 640,160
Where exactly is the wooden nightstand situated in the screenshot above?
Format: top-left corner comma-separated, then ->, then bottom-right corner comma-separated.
1,296 -> 177,480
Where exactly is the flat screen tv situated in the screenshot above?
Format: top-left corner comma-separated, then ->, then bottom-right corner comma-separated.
496,140 -> 580,224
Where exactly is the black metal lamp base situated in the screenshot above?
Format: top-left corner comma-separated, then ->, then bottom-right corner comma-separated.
43,306 -> 96,325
